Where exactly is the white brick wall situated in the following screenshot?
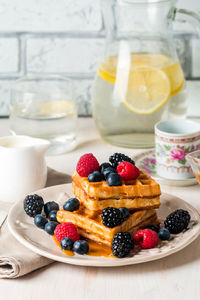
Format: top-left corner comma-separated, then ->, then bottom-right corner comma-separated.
27,37 -> 104,75
0,37 -> 19,73
0,0 -> 198,116
0,0 -> 101,32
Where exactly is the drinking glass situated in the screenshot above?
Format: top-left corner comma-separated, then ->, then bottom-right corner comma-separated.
10,75 -> 77,155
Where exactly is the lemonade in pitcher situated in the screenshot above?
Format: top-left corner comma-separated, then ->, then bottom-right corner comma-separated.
92,0 -> 200,148
93,52 -> 186,147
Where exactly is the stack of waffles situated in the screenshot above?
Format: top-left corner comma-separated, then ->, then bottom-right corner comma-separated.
57,166 -> 161,247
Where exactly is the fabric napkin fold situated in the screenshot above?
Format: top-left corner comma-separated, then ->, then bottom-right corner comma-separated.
0,168 -> 72,279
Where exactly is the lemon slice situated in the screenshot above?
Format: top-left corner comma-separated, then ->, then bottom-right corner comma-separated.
162,62 -> 184,95
118,66 -> 171,114
40,101 -> 76,116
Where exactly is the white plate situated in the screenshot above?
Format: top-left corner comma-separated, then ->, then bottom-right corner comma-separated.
7,183 -> 200,267
133,150 -> 198,186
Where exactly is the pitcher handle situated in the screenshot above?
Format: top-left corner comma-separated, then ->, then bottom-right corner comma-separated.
175,8 -> 200,37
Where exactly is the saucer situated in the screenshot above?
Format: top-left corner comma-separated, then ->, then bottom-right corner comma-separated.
133,150 -> 198,186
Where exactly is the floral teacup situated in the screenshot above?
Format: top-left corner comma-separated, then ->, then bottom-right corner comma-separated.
155,119 -> 200,180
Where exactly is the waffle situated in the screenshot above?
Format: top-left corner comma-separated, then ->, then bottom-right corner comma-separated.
72,170 -> 161,211
57,208 -> 159,246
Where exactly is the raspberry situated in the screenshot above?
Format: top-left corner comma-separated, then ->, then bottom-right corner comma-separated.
134,229 -> 159,249
76,153 -> 99,177
117,161 -> 140,180
54,222 -> 80,242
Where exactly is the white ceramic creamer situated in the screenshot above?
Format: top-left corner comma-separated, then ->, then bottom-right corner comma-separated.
0,135 -> 50,202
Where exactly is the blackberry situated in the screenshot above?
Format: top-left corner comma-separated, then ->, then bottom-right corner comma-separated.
24,194 -> 44,217
111,232 -> 134,258
101,207 -> 124,228
164,209 -> 191,234
109,153 -> 135,169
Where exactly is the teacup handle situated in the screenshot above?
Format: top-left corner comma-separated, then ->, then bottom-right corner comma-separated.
174,8 -> 200,37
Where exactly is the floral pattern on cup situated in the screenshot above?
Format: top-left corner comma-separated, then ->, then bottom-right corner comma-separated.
170,148 -> 186,164
156,143 -> 200,166
155,119 -> 200,180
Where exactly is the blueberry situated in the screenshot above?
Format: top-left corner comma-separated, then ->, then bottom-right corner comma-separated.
60,237 -> 74,251
159,228 -> 170,240
63,198 -> 80,212
99,162 -> 112,173
119,207 -> 129,220
48,210 -> 58,222
44,221 -> 58,235
103,167 -> 115,180
34,214 -> 48,229
145,225 -> 159,233
44,201 -> 59,217
106,173 -> 122,186
88,171 -> 103,182
73,240 -> 89,255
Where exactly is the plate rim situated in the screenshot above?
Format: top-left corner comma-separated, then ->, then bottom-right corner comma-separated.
7,183 -> 200,267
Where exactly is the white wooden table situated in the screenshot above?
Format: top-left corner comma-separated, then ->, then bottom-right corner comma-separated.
0,117 -> 200,300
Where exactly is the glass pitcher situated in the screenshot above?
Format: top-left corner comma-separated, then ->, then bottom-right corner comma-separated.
92,0 -> 200,148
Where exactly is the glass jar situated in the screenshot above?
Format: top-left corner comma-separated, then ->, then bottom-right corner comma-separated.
92,0 -> 200,148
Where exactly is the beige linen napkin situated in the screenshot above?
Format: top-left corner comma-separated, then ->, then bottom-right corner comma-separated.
0,168 -> 72,279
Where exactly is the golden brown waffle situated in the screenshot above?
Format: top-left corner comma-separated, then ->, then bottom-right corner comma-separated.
72,170 -> 161,198
72,181 -> 160,211
57,208 -> 159,246
72,170 -> 161,211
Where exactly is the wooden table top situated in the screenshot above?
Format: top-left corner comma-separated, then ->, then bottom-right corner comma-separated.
0,117 -> 200,300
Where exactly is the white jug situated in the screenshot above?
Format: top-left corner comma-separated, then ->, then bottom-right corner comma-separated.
0,135 -> 50,202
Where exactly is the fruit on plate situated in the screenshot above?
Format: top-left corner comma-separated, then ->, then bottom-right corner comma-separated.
111,232 -> 134,258
44,201 -> 59,217
73,240 -> 89,255
63,198 -> 80,212
24,194 -> 44,217
117,161 -> 140,180
60,237 -> 74,251
106,173 -> 122,186
109,153 -> 135,169
34,214 -> 48,229
45,221 -> 58,235
145,224 -> 159,233
164,209 -> 191,234
48,210 -> 58,222
54,222 -> 80,242
159,228 -> 170,241
76,153 -> 99,177
101,207 -> 124,228
88,171 -> 103,182
134,229 -> 159,249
